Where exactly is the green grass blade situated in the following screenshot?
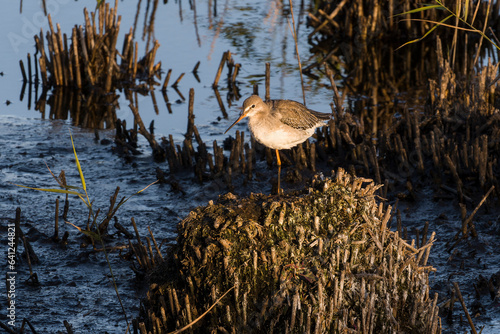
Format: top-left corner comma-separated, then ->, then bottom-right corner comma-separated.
421,14 -> 453,35
13,183 -> 83,196
63,184 -> 85,191
397,14 -> 453,50
70,132 -> 87,192
96,0 -> 104,10
396,4 -> 444,16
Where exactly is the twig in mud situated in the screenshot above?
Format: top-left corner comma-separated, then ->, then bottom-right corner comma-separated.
114,220 -> 134,239
61,231 -> 69,245
131,217 -> 143,246
129,103 -> 166,161
22,236 -> 39,285
325,66 -> 344,114
172,85 -> 185,101
452,282 -> 477,334
63,320 -> 74,334
21,318 -> 39,334
192,61 -> 200,73
148,226 -> 164,262
185,88 -> 195,139
167,286 -> 235,334
172,72 -> 185,87
462,185 -> 494,235
192,61 -> 201,82
447,185 -> 494,251
0,321 -> 16,334
89,245 -> 129,253
162,69 -> 172,91
99,186 -> 121,234
213,87 -> 228,118
19,60 -> 27,83
213,51 -> 228,88
439,184 -> 472,203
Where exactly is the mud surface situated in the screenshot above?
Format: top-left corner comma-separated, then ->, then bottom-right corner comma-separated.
0,116 -> 280,332
0,117 -> 174,332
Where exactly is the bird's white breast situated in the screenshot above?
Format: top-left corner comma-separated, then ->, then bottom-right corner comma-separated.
248,115 -> 317,150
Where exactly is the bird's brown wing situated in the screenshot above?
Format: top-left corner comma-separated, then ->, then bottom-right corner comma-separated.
308,109 -> 332,121
267,99 -> 331,130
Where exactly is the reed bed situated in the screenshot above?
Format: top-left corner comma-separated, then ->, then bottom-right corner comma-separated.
136,168 -> 440,333
19,1 -> 164,129
304,0 -> 500,106
307,0 -> 500,42
136,38 -> 500,207
24,0 -> 161,92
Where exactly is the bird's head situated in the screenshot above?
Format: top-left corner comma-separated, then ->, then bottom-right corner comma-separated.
224,95 -> 264,134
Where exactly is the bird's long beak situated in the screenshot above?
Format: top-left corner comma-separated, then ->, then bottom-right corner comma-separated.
224,112 -> 247,134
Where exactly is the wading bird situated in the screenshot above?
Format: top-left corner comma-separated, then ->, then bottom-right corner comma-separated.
225,95 -> 331,165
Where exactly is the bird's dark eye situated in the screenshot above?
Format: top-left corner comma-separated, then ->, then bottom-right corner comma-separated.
251,104 -> 255,108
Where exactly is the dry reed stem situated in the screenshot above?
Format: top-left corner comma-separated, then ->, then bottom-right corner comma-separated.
32,3 -> 160,92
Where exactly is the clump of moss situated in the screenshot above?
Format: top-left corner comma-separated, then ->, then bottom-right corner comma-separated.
138,168 -> 440,333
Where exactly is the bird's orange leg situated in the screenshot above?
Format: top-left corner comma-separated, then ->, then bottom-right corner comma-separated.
277,164 -> 282,195
275,149 -> 281,166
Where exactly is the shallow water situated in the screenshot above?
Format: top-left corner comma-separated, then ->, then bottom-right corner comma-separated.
1,0 -> 333,142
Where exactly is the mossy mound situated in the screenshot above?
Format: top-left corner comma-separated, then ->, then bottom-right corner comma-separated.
138,168 -> 440,333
